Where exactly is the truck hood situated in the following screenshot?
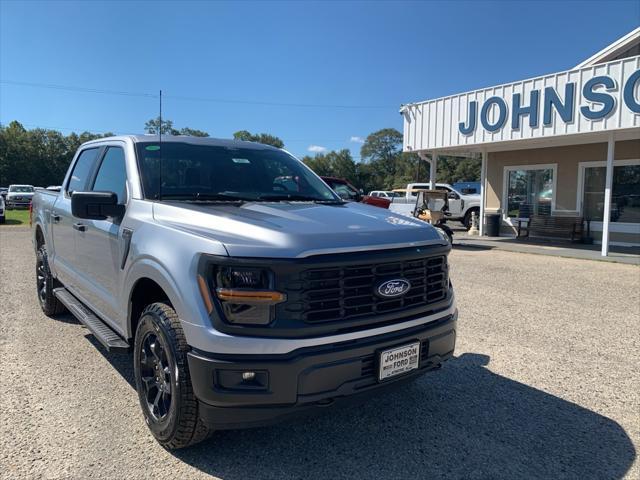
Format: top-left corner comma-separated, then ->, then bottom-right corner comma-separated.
153,201 -> 446,258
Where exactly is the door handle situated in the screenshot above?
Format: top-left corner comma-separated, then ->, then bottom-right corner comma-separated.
73,222 -> 87,232
51,213 -> 61,223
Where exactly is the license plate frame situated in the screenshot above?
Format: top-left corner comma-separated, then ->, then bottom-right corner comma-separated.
378,341 -> 421,381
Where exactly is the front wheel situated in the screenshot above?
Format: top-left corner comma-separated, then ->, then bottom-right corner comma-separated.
134,302 -> 212,449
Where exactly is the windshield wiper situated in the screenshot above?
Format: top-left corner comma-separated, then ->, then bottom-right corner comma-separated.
257,194 -> 343,203
160,193 -> 251,202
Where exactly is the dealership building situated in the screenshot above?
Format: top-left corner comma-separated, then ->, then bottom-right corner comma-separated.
401,28 -> 640,256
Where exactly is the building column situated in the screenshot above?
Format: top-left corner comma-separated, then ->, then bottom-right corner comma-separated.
430,152 -> 438,189
480,149 -> 487,236
601,134 -> 615,256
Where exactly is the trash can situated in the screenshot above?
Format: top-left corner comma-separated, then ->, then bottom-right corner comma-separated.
484,213 -> 501,237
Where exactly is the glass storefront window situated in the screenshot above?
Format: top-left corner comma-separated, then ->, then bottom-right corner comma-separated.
583,165 -> 640,223
506,168 -> 554,218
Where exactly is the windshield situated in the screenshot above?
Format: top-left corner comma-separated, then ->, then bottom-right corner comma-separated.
9,186 -> 34,193
135,142 -> 340,202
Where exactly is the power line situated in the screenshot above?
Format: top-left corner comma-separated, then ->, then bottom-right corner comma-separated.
0,79 -> 396,109
0,80 -> 155,99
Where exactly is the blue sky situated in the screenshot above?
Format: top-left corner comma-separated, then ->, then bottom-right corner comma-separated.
0,0 -> 638,159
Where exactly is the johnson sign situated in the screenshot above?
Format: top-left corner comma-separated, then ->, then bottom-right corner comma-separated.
402,56 -> 640,151
459,70 -> 640,135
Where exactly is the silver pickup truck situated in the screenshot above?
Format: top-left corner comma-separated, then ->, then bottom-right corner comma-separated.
31,135 -> 457,449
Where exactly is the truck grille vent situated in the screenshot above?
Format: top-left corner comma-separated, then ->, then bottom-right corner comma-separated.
291,256 -> 448,324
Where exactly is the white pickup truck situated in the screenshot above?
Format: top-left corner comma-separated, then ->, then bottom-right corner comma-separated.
388,183 -> 481,230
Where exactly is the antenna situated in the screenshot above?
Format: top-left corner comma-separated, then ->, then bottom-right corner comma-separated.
158,89 -> 163,200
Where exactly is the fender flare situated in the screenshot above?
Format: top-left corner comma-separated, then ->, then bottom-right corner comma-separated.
124,258 -> 188,338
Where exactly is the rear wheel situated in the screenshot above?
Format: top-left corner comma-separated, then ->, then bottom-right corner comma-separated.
36,245 -> 67,316
134,302 -> 212,449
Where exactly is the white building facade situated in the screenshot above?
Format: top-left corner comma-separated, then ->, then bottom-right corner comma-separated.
402,28 -> 640,255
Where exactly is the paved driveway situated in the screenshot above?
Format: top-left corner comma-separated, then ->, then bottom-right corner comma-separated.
1,227 -> 638,479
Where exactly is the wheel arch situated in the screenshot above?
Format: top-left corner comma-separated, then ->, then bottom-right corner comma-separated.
125,260 -> 187,340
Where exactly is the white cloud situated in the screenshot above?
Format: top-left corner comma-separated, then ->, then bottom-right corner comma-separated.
350,136 -> 365,143
308,145 -> 327,153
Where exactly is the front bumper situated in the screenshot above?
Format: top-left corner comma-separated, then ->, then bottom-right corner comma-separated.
187,311 -> 456,429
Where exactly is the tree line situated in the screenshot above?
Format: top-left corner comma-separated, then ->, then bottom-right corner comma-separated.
0,119 -> 479,190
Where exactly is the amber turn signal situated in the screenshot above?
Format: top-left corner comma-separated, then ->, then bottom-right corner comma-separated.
215,288 -> 285,304
197,275 -> 214,314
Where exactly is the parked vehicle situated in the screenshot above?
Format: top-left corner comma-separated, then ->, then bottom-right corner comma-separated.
368,190 -> 402,198
413,190 -> 454,244
6,184 -> 35,209
388,183 -> 480,229
31,136 -> 457,449
321,177 -> 391,208
0,195 -> 5,224
320,176 -> 362,201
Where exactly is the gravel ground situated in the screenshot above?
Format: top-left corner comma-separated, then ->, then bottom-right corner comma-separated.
1,226 -> 638,480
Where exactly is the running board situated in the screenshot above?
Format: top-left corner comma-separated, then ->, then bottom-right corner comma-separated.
54,288 -> 130,353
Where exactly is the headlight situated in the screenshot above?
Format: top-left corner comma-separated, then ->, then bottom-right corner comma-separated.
198,266 -> 285,326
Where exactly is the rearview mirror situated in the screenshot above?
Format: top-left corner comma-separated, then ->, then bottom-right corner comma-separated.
72,191 -> 125,220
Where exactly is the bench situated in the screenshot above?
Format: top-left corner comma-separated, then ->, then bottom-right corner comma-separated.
518,215 -> 584,242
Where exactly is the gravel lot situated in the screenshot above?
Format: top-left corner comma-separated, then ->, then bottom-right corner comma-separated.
1,226 -> 638,479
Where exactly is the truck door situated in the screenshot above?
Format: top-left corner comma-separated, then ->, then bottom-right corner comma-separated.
73,145 -> 128,326
51,147 -> 102,290
437,186 -> 463,217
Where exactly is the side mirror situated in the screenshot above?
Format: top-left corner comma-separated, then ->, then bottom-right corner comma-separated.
72,191 -> 125,220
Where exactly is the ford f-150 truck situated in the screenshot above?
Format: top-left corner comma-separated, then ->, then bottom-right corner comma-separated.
31,136 -> 457,449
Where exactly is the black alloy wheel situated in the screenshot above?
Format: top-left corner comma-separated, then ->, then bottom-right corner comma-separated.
133,302 -> 212,449
35,245 -> 67,316
139,331 -> 173,421
36,255 -> 47,305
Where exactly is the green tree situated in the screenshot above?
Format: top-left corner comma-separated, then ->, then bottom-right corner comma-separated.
302,149 -> 357,183
178,127 -> 209,137
144,117 -> 176,135
233,130 -> 284,148
0,121 -> 112,186
144,117 -> 209,137
360,128 -> 406,189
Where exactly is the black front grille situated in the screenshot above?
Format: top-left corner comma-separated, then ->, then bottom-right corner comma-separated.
285,256 -> 448,324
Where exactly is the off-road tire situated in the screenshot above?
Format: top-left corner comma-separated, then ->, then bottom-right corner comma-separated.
134,302 -> 212,449
36,245 -> 67,316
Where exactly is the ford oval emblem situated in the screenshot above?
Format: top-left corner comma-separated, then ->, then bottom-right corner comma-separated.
376,278 -> 411,298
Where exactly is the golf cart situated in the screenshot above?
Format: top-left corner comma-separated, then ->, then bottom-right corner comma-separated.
413,189 -> 454,244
